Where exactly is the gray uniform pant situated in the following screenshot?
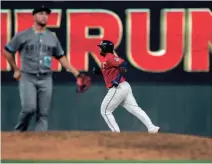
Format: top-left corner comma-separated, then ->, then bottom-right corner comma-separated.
14,72 -> 52,132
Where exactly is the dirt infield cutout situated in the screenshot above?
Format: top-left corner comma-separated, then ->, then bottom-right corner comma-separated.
2,131 -> 212,160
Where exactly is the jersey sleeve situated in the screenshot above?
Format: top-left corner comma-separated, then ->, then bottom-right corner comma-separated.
107,56 -> 124,67
5,33 -> 22,54
53,36 -> 65,59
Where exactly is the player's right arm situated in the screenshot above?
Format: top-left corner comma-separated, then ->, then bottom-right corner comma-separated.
4,50 -> 19,71
92,66 -> 102,75
4,33 -> 22,80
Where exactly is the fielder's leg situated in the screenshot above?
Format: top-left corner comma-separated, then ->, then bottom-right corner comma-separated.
35,74 -> 52,131
14,73 -> 37,132
101,84 -> 128,132
121,82 -> 160,133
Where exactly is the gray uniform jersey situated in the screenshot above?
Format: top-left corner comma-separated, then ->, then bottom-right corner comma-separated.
5,27 -> 64,73
5,27 -> 65,131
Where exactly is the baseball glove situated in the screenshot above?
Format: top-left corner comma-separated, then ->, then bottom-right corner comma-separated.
76,73 -> 92,93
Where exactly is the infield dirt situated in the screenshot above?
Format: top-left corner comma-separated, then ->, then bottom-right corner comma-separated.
2,131 -> 212,160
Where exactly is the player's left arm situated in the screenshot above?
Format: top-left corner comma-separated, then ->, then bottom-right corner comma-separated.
108,56 -> 128,87
58,56 -> 80,77
53,36 -> 80,77
107,56 -> 124,67
119,61 -> 128,74
107,56 -> 128,73
53,36 -> 91,92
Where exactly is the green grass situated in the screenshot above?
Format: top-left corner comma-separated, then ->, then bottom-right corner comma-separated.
1,160 -> 212,163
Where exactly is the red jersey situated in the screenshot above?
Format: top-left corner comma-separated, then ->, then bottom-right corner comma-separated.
101,53 -> 126,88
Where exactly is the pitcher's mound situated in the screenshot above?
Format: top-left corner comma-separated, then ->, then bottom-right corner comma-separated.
2,131 -> 212,160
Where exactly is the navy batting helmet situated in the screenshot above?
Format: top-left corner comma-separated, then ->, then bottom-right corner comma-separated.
97,40 -> 114,53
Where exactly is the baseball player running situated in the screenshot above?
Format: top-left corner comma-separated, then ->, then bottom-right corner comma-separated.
4,5 -> 90,132
93,40 -> 160,133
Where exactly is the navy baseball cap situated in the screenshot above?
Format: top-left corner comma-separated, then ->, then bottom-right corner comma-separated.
32,5 -> 51,15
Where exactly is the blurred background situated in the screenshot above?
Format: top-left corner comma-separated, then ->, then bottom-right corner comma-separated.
1,1 -> 212,137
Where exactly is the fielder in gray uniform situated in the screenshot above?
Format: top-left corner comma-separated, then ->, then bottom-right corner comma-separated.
4,5 -> 83,132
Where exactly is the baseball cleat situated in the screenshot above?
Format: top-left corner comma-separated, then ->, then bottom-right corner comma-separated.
148,126 -> 160,134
